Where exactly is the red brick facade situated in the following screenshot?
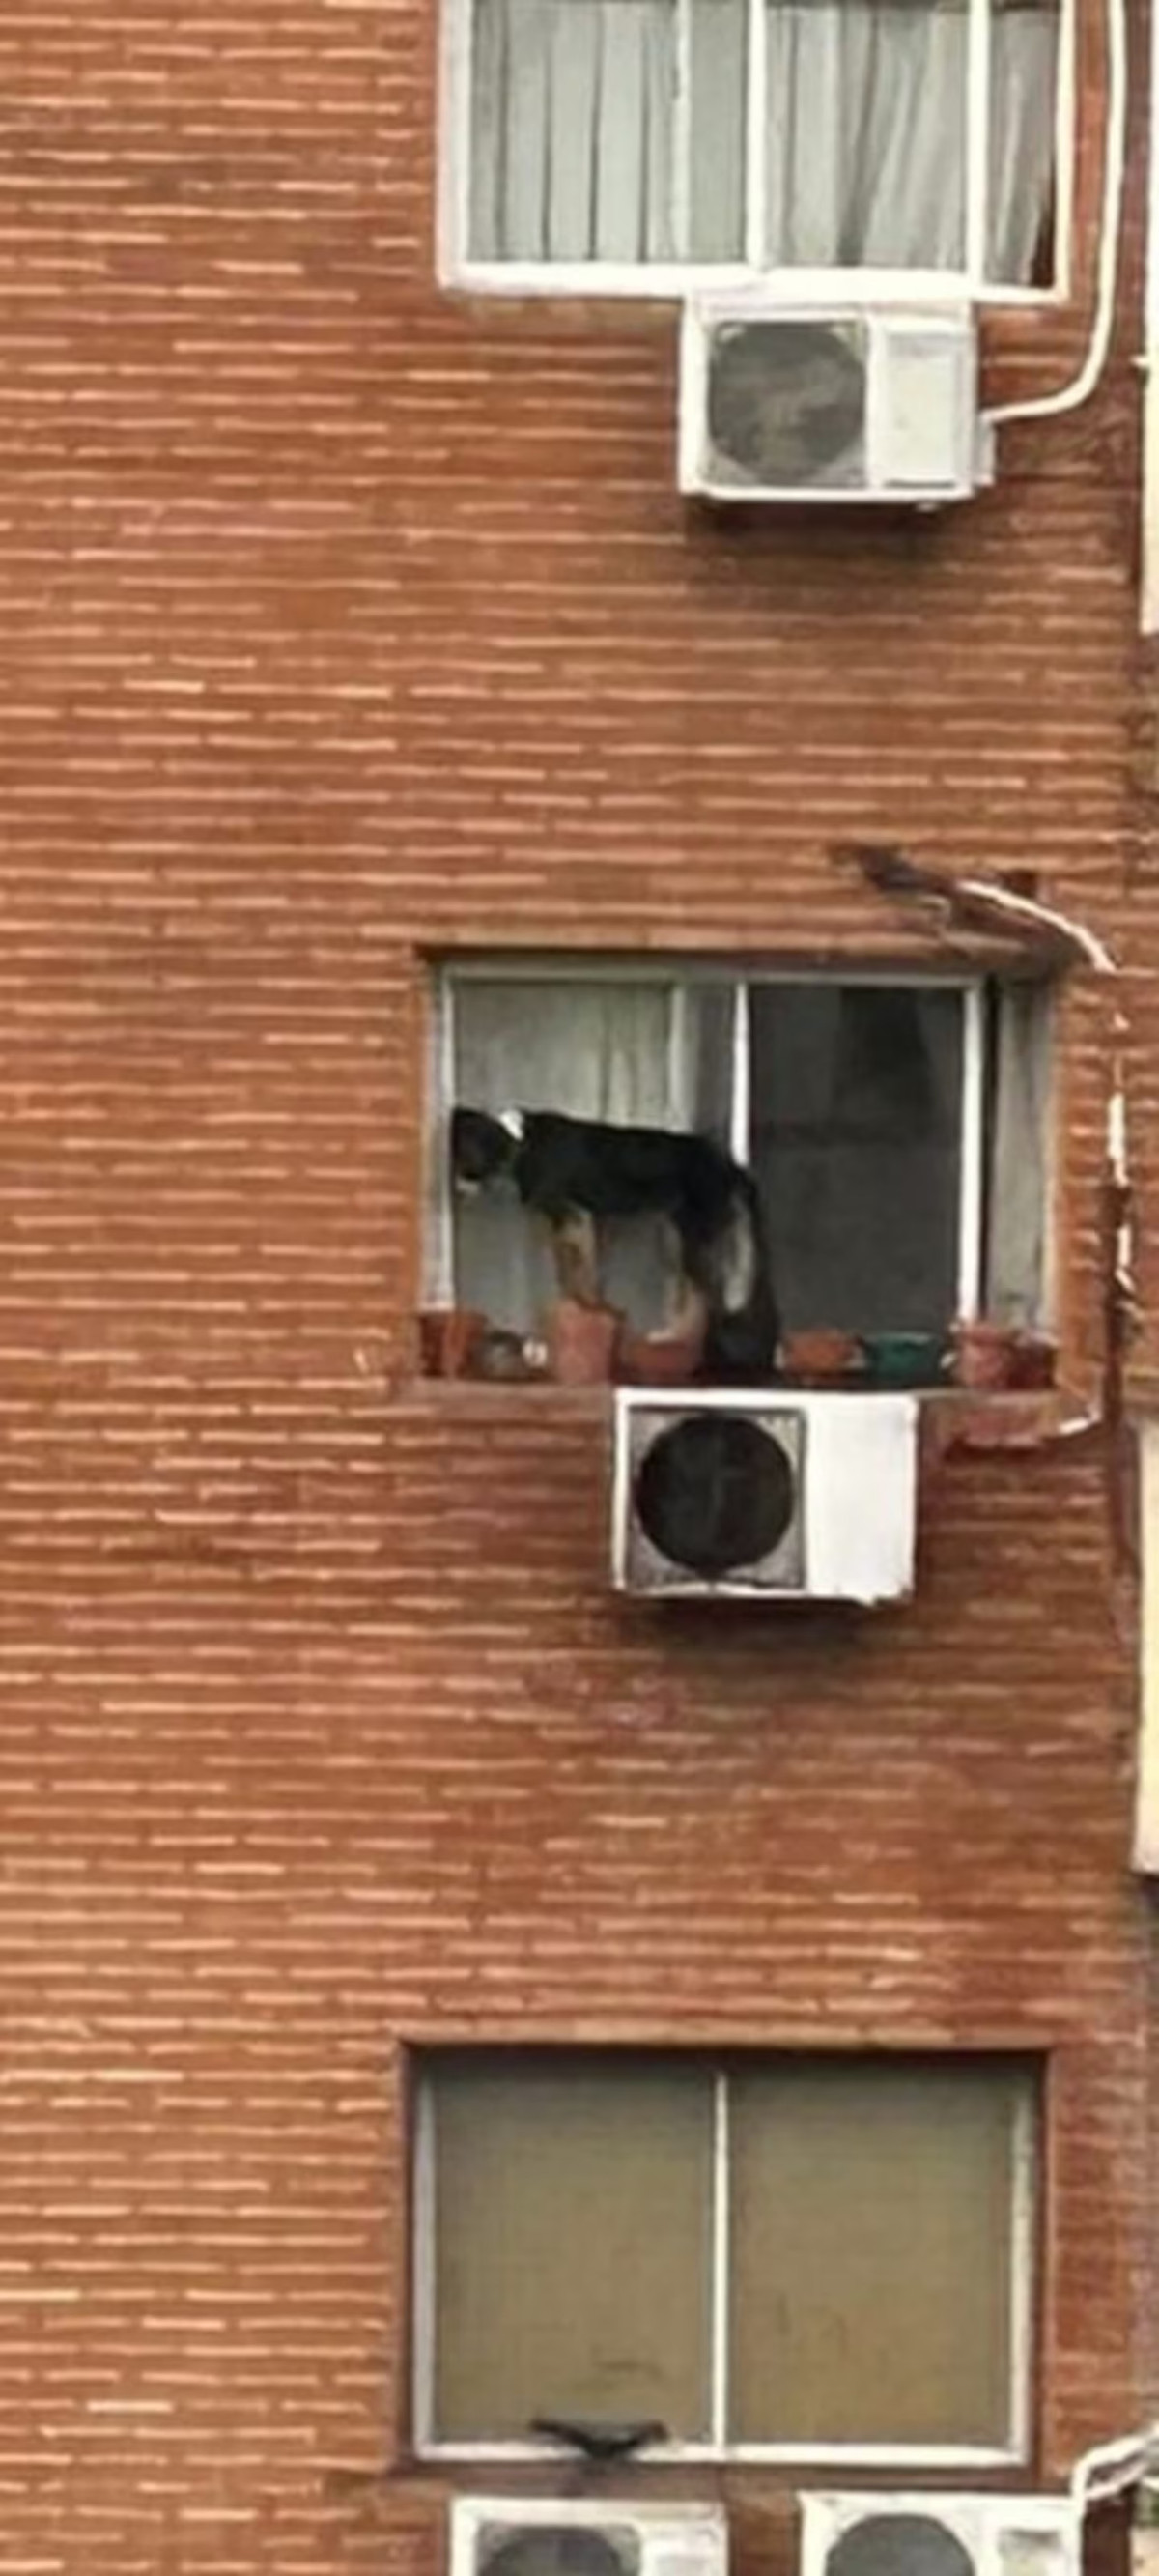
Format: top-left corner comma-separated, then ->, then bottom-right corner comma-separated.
0,3 -> 1156,2572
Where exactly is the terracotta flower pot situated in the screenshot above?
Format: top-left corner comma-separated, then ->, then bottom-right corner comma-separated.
782,1328 -> 865,1388
418,1306 -> 486,1380
546,1298 -> 621,1386
951,1319 -> 1019,1391
616,1323 -> 706,1387
1005,1331 -> 1057,1391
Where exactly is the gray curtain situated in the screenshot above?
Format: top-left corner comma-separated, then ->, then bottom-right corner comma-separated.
983,980 -> 1051,1326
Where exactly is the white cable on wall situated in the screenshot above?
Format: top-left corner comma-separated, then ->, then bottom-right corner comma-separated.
986,0 -> 1127,428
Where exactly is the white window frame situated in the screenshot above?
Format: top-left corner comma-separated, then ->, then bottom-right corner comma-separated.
1134,1416 -> 1159,1872
411,2055 -> 1038,2467
438,0 -> 1076,303
426,958 -> 988,1324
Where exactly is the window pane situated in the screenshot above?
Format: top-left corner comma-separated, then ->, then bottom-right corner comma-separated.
987,0 -> 1060,284
429,2054 -> 714,2441
749,983 -> 964,1334
470,0 -> 678,262
728,2059 -> 1027,2446
688,0 -> 747,257
763,0 -> 968,270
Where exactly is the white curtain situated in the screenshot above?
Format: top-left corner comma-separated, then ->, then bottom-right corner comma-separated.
764,3 -> 968,269
470,0 -> 677,262
470,0 -> 1057,285
988,8 -> 1060,283
453,980 -> 681,1335
764,0 -> 1058,274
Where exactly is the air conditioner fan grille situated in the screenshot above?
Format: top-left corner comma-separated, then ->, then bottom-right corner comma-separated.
827,2515 -> 977,2576
707,318 -> 866,488
479,2529 -> 640,2576
634,1411 -> 797,1577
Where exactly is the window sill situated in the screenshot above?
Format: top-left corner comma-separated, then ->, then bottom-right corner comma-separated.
409,1378 -> 1082,1442
408,2439 -> 1026,2471
441,262 -> 1064,310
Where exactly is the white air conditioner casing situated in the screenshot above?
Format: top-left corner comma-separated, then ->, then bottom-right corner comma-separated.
679,301 -> 992,504
451,2498 -> 728,2576
612,1388 -> 918,1604
800,2493 -> 1079,2576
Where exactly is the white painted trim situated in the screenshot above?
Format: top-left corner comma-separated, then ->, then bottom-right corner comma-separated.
1006,2082 -> 1037,2462
419,2439 -> 1024,2468
965,0 -> 991,290
957,981 -> 987,1323
1052,0 -> 1078,303
1134,1420 -> 1159,1872
745,0 -> 767,270
709,2069 -> 729,2450
729,980 -> 750,1166
442,959 -> 978,990
1037,982 -> 1060,1335
429,975 -> 458,1305
412,2079 -> 438,2453
441,259 -> 1063,305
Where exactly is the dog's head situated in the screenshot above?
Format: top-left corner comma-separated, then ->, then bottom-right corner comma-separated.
450,1105 -> 523,1191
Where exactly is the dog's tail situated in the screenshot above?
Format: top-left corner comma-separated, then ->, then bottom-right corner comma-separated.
698,1167 -> 779,1382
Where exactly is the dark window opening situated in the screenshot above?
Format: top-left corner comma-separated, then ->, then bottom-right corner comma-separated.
427,968 -> 1051,1386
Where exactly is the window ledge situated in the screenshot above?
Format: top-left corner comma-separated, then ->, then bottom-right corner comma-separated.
920,1387 -> 1095,1457
408,1379 -> 1087,1449
443,264 -> 1064,311
407,2439 -> 1026,2471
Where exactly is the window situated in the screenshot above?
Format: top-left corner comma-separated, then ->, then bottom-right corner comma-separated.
428,963 -> 1051,1355
444,0 -> 1066,292
414,2050 -> 1036,2459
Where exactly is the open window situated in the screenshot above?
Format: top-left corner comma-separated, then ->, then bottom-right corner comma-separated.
414,2047 -> 1037,2461
424,961 -> 1052,1377
443,0 -> 1067,295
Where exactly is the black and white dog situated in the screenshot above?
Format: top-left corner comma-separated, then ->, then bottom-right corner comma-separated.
451,1104 -> 779,1381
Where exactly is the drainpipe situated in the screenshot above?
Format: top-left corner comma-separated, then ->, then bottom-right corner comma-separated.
987,0 -> 1127,440
1141,0 -> 1159,630
1070,2423 -> 1159,2517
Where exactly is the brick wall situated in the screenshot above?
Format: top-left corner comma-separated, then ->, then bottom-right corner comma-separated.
0,3 -> 1155,2572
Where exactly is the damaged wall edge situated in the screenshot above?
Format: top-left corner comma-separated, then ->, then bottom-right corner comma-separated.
830,844 -> 1117,974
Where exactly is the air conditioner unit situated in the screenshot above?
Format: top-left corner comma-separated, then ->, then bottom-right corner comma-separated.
679,301 -> 992,504
800,2493 -> 1079,2576
450,2499 -> 728,2576
612,1388 -> 918,1603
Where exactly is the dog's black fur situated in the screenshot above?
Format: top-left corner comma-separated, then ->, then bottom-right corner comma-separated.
451,1104 -> 779,1380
